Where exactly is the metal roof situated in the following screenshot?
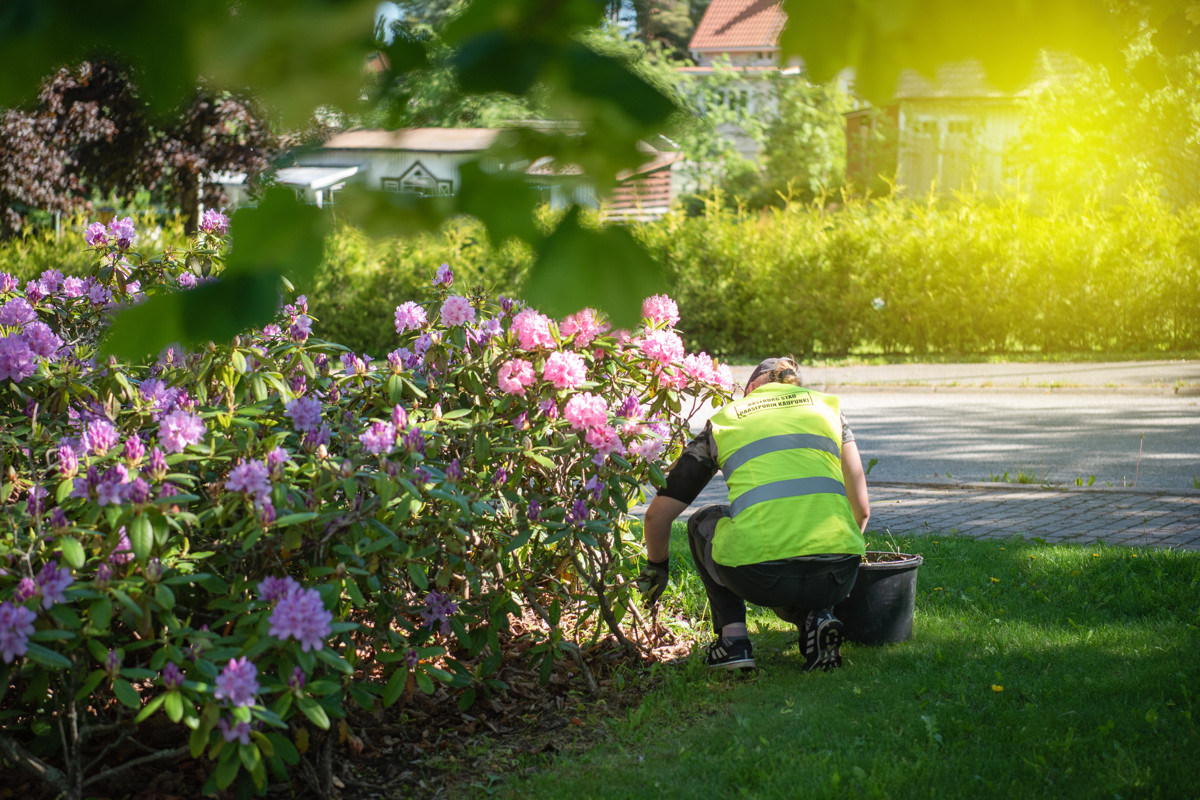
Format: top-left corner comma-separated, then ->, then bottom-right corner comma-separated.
322,128 -> 506,152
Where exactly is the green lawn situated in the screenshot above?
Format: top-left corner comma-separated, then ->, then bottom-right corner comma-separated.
492,533 -> 1200,799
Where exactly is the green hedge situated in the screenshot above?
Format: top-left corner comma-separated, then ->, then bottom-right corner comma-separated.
637,192 -> 1200,358
10,196 -> 1199,358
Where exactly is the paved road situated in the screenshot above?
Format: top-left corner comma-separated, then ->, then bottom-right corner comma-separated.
631,362 -> 1200,551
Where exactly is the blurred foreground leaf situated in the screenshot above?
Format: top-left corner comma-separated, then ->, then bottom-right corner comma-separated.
101,187 -> 328,358
457,160 -> 540,246
780,0 -> 1124,103
524,207 -> 665,328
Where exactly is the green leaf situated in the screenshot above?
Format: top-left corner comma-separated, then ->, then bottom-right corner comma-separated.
524,207 -> 665,328
336,185 -> 454,239
24,642 -> 71,669
274,511 -> 320,527
453,159 -> 542,246
134,693 -> 166,723
74,669 -> 107,702
164,690 -> 184,723
214,742 -> 241,790
296,697 -> 330,730
113,678 -> 142,710
382,669 -> 407,708
57,536 -> 86,569
452,32 -> 554,95
456,688 -> 477,712
265,732 -> 300,766
128,513 -> 153,563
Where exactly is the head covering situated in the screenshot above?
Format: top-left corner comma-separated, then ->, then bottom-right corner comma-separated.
747,357 -> 785,386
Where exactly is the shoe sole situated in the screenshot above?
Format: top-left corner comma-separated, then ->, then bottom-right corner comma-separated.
708,657 -> 757,672
803,617 -> 844,672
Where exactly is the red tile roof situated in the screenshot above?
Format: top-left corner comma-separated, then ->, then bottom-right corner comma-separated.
689,0 -> 785,52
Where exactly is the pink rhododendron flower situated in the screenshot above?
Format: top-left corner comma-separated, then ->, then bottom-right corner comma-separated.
559,308 -> 609,348
439,295 -> 475,326
268,583 -> 332,652
681,352 -> 718,384
564,393 -> 608,431
497,358 -> 536,397
510,308 -> 555,350
639,330 -> 685,365
629,434 -> 667,462
542,350 -> 586,390
158,409 -> 205,454
641,294 -> 680,327
585,425 -> 625,459
0,602 -> 37,663
214,657 -> 259,707
394,301 -> 427,333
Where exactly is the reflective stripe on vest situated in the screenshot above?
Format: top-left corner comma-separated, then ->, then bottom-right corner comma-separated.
708,383 -> 864,566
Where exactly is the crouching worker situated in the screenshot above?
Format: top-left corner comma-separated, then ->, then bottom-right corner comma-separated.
638,357 -> 870,672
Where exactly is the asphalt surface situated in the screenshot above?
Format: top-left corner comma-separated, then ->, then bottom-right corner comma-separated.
631,361 -> 1200,551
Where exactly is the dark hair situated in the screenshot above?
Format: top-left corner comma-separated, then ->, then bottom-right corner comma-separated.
766,357 -> 801,386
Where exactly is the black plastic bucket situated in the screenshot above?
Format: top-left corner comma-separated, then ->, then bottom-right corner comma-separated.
834,552 -> 923,645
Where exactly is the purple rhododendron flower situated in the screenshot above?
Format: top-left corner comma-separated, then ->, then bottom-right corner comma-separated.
0,298 -> 36,327
13,577 -> 37,604
218,717 -> 251,745
285,396 -> 322,432
394,301 -> 427,333
148,447 -> 168,480
402,427 -> 425,455
1,348 -> 34,386
391,405 -> 408,430
341,352 -> 370,376
123,436 -> 145,464
359,420 -> 396,456
258,575 -> 300,603
268,584 -> 333,652
85,418 -> 120,456
84,222 -> 109,247
213,657 -> 259,707
22,321 -> 62,360
0,601 -> 37,663
162,662 -> 184,689
566,498 -> 589,528
38,269 -> 64,294
109,528 -> 135,565
61,276 -> 86,297
0,273 -> 18,292
226,460 -> 271,503
23,281 -> 43,304
287,665 -> 306,690
199,209 -> 229,236
87,284 -> 112,306
107,217 -> 136,250
420,591 -> 459,634
444,458 -> 462,483
433,263 -> 453,286
177,271 -> 197,289
158,409 -> 205,454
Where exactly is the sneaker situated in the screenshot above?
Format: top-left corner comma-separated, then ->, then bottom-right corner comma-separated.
801,610 -> 844,672
704,636 -> 756,671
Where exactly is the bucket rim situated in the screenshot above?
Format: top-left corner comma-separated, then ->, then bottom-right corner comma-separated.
859,551 -> 923,569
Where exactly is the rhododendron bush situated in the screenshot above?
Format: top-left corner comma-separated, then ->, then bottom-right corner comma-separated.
0,217 -> 733,797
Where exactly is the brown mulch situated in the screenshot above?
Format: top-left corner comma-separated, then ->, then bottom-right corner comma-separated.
1,615 -> 697,800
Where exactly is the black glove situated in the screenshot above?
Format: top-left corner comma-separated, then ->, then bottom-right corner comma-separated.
636,558 -> 670,608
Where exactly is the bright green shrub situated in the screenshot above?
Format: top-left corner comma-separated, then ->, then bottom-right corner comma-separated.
638,191 -> 1200,357
308,219 -> 531,356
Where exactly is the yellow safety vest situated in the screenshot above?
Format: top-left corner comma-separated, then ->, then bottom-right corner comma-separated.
709,383 -> 865,566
